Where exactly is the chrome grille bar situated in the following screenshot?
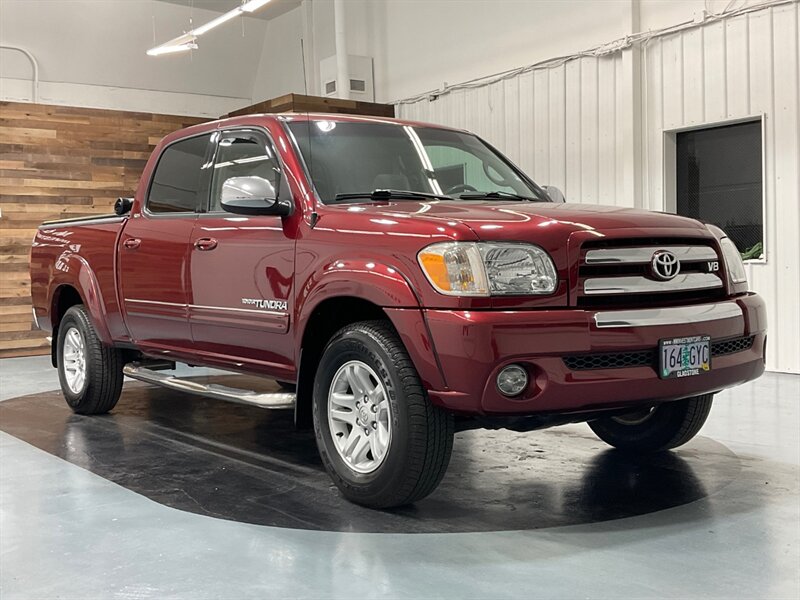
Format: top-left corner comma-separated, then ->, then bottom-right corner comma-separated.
584,245 -> 718,264
584,273 -> 723,295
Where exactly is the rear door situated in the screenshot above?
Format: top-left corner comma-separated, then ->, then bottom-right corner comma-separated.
187,128 -> 296,377
118,133 -> 213,352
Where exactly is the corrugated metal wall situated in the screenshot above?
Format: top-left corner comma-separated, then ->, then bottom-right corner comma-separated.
398,54 -> 629,207
641,3 -> 799,374
397,1 -> 799,373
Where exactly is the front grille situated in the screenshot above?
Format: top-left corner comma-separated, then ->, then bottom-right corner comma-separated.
576,238 -> 724,309
563,335 -> 756,371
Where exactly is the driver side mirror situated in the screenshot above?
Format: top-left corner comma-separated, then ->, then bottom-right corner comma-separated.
543,186 -> 566,203
220,176 -> 291,216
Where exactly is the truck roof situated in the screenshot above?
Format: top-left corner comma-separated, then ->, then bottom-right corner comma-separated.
159,112 -> 468,147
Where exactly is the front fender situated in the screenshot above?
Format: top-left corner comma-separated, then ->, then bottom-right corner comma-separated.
298,258 -> 421,311
48,252 -> 113,345
297,258 -> 447,391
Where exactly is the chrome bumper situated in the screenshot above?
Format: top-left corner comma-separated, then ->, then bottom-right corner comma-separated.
594,302 -> 742,329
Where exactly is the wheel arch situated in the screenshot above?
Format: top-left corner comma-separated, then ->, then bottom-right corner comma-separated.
48,258 -> 114,366
294,296 -> 388,428
293,293 -> 447,429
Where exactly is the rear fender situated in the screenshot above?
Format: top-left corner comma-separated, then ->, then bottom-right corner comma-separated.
49,253 -> 113,346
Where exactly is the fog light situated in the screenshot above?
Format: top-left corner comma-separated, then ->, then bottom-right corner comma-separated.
497,364 -> 528,397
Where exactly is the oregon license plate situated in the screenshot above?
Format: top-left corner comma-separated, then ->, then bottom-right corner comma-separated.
658,335 -> 711,379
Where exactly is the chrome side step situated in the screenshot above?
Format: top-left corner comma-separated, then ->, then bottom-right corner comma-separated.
123,363 -> 296,409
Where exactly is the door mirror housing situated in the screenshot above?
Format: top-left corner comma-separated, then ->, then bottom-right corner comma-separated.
543,185 -> 566,203
220,176 -> 291,216
114,196 -> 133,215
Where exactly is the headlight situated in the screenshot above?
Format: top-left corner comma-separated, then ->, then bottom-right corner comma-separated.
418,242 -> 558,296
719,237 -> 747,284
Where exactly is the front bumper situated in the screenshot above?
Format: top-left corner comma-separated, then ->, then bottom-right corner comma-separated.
415,294 -> 766,415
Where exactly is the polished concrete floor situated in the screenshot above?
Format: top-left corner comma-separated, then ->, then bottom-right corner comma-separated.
1,355 -> 798,599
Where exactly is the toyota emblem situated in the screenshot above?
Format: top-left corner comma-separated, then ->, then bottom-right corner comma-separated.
651,250 -> 680,281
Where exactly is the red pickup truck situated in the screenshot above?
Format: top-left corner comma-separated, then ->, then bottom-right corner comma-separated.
30,113 -> 766,508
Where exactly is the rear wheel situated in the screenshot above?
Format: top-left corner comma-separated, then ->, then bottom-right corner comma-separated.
313,321 -> 454,508
57,305 -> 124,415
588,394 -> 714,453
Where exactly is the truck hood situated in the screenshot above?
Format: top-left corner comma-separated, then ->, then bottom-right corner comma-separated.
334,200 -> 709,238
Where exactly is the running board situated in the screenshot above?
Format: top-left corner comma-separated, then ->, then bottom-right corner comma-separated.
123,363 -> 296,409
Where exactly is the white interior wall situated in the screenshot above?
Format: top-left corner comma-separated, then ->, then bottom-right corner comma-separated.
251,7 -> 307,101
366,0 -> 633,103
0,0 -> 268,116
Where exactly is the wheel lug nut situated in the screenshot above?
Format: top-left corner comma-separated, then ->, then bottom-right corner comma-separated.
372,422 -> 377,429
371,405 -> 377,413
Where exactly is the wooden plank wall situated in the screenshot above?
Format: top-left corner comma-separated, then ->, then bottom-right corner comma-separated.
0,102 -> 204,358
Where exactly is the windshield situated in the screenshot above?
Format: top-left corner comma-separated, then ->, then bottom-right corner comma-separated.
286,120 -> 548,203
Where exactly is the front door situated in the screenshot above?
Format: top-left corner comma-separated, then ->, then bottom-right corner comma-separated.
118,133 -> 212,352
187,128 -> 296,377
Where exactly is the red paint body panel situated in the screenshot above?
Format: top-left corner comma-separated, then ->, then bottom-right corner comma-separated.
29,113 -> 767,418
423,293 -> 766,415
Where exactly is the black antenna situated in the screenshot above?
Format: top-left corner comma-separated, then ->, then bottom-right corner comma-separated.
300,38 -> 317,227
300,38 -> 309,96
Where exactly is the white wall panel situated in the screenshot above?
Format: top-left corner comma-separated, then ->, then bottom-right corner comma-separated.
399,55 -> 627,204
397,2 -> 799,373
642,2 -> 800,373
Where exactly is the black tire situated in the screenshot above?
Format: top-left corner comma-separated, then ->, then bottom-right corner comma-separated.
57,305 -> 124,415
312,320 -> 454,508
588,394 -> 714,453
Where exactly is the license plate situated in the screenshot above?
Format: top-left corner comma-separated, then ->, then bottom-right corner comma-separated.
658,335 -> 711,379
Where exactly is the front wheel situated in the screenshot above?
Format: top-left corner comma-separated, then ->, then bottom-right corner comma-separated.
57,305 -> 124,415
588,394 -> 714,453
313,321 -> 454,508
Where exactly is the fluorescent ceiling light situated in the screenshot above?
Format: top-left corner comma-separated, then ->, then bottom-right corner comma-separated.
147,0 -> 274,57
147,41 -> 198,56
241,0 -> 273,12
193,10 -> 240,36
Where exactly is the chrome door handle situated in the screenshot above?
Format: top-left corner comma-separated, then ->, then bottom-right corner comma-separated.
194,237 -> 218,251
123,238 -> 141,250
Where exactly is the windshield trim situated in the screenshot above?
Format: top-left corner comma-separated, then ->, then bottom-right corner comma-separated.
282,119 -> 552,207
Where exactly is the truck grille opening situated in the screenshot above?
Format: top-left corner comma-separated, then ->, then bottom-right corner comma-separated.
575,238 -> 724,309
563,335 -> 755,371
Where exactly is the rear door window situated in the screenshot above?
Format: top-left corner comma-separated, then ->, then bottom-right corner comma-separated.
147,134 -> 212,214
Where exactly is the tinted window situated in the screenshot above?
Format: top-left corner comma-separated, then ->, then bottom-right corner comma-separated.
210,132 -> 280,212
148,134 -> 211,213
288,121 -> 545,203
677,121 -> 763,258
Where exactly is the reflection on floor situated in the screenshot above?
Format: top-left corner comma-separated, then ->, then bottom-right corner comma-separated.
0,380 -> 744,533
0,356 -> 798,599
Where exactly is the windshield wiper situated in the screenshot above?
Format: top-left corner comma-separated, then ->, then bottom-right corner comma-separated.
332,189 -> 453,203
458,191 -> 541,202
